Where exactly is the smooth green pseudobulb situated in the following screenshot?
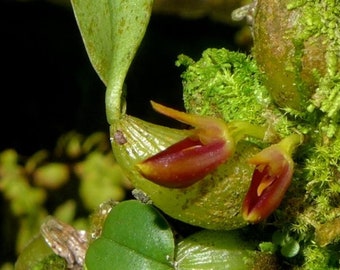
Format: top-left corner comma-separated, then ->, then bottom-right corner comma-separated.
252,0 -> 340,119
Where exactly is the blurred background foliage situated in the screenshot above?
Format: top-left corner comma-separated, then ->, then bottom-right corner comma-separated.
0,0 -> 251,268
0,132 -> 131,269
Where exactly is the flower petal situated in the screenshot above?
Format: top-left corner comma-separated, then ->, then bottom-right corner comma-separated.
137,137 -> 231,188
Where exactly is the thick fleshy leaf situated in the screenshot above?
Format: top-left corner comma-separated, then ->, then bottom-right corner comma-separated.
71,0 -> 153,121
176,230 -> 279,269
110,115 -> 259,230
71,0 -> 152,85
85,200 -> 175,270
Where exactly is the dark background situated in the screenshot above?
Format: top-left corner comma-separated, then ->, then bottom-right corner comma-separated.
0,0 -> 243,156
0,0 -> 245,264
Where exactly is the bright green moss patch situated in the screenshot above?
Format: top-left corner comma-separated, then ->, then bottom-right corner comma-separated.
177,48 -> 270,126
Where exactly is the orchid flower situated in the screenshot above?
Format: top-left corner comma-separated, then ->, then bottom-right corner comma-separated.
242,134 -> 303,223
136,101 -> 266,188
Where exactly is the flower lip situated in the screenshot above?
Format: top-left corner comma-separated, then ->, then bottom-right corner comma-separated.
242,134 -> 302,223
136,101 -> 235,188
242,150 -> 293,223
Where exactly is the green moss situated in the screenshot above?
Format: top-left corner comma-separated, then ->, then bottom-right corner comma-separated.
287,0 -> 340,133
304,131 -> 340,222
177,48 -> 270,125
301,244 -> 339,270
175,44 -> 340,268
176,48 -> 313,140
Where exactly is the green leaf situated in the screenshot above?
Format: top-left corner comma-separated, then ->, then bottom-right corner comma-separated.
272,231 -> 286,246
15,235 -> 67,270
85,200 -> 175,270
259,241 -> 277,254
176,230 -> 278,270
281,238 -> 300,258
71,0 -> 153,122
272,231 -> 300,258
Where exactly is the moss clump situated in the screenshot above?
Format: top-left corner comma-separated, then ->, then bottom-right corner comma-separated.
177,48 -> 270,126
175,42 -> 339,268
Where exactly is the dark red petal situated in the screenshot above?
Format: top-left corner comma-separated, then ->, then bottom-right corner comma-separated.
136,137 -> 231,188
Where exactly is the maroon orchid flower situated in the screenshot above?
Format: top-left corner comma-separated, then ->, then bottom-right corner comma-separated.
136,101 -> 235,188
136,101 -> 266,188
242,134 -> 303,223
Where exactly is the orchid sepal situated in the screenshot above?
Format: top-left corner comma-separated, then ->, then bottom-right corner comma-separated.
242,134 -> 303,223
136,101 -> 235,188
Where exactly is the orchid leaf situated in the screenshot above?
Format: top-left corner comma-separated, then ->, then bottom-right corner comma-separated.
71,0 -> 153,122
15,235 -> 66,270
175,230 -> 278,269
85,200 -> 175,270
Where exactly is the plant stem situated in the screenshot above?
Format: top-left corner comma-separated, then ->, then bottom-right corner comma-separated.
228,121 -> 267,143
106,72 -> 125,124
277,133 -> 304,155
